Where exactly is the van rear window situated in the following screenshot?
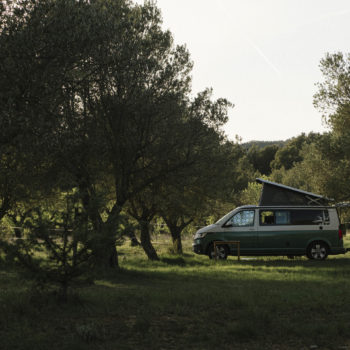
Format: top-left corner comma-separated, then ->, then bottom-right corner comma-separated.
260,209 -> 329,226
290,210 -> 323,225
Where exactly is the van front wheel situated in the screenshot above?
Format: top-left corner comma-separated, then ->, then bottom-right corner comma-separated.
208,243 -> 228,260
307,241 -> 329,260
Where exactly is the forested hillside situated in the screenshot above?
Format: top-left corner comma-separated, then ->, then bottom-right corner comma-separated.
243,140 -> 286,150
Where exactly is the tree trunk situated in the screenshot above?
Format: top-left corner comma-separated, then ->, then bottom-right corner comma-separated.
128,231 -> 140,246
91,236 -> 119,268
109,244 -> 119,268
0,195 -> 10,222
58,280 -> 69,303
140,221 -> 159,260
92,202 -> 122,269
169,226 -> 183,254
163,216 -> 193,255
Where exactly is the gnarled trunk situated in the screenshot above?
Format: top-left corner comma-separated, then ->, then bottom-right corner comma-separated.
108,244 -> 119,268
140,221 -> 159,260
169,225 -> 183,254
92,237 -> 119,268
88,201 -> 122,269
163,216 -> 193,255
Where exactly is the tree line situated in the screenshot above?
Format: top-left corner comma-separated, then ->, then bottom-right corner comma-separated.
1,0 -> 349,299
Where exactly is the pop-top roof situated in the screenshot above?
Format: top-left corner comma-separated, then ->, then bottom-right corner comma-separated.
256,178 -> 333,206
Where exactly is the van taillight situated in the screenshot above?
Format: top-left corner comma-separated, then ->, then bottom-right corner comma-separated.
338,228 -> 343,240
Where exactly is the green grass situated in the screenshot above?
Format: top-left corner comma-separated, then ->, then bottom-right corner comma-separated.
1,235 -> 350,350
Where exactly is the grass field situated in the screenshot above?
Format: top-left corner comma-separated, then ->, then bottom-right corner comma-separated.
1,235 -> 350,350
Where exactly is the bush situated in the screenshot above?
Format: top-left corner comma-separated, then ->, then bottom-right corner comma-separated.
5,192 -> 95,301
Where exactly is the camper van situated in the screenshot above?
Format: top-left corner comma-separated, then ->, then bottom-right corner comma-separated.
192,179 -> 347,260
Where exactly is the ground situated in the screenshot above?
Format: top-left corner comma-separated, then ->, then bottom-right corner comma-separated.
0,235 -> 350,350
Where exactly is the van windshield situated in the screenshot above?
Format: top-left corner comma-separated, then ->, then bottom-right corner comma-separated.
215,210 -> 236,224
215,207 -> 255,225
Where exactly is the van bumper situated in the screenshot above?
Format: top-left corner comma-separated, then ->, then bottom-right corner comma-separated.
330,247 -> 347,255
192,243 -> 203,254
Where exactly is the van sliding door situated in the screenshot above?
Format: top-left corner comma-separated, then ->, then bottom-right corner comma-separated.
257,209 -> 327,254
257,209 -> 295,254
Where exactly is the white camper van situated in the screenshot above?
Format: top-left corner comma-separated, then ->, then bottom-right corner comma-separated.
193,179 -> 348,260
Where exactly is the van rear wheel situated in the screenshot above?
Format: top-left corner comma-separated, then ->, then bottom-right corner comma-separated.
307,241 -> 329,260
208,243 -> 228,260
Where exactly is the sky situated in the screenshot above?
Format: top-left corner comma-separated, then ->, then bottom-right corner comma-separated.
135,0 -> 350,142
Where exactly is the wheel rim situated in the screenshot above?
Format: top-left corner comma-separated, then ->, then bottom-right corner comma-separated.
310,244 -> 327,260
211,246 -> 226,259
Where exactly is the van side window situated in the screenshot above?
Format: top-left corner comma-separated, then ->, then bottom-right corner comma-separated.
226,210 -> 255,227
260,209 -> 328,225
260,211 -> 275,225
290,210 -> 324,225
260,210 -> 291,225
275,211 -> 291,224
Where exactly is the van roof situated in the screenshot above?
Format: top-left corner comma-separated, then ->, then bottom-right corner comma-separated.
238,205 -> 335,210
256,178 -> 333,206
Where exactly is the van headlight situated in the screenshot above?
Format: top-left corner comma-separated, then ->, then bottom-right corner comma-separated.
194,232 -> 208,239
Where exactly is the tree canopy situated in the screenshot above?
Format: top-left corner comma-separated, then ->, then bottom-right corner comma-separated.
0,0 -> 240,269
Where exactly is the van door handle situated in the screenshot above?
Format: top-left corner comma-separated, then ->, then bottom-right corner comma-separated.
248,228 -> 255,231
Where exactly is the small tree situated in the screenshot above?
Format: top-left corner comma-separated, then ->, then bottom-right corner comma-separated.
6,192 -> 95,301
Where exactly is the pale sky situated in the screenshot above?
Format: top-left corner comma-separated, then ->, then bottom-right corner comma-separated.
135,0 -> 350,142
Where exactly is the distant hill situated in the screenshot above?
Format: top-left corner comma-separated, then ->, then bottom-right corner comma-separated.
242,140 -> 286,150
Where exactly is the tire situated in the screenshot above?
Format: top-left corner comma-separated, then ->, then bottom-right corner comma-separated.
207,243 -> 228,260
306,241 -> 329,260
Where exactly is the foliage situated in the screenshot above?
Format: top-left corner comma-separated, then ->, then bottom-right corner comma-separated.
0,0 -> 237,267
270,132 -> 322,171
271,134 -> 350,201
242,140 -> 286,150
238,181 -> 262,205
314,52 -> 350,122
246,144 -> 279,175
158,136 -> 237,254
300,51 -> 350,201
4,192 -> 94,301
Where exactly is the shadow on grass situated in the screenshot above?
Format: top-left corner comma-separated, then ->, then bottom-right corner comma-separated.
2,249 -> 350,350
161,256 -> 186,266
238,256 -> 350,268
87,253 -> 350,291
